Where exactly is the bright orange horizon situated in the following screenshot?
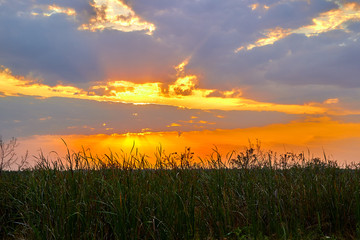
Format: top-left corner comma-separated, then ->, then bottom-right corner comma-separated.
17,117 -> 360,166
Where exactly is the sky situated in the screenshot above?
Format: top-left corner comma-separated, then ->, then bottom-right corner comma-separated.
1,0 -> 360,165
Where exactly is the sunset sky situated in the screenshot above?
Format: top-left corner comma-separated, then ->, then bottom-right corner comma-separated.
1,0 -> 360,164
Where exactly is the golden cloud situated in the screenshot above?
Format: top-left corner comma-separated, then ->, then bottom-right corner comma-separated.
0,65 -> 354,115
324,98 -> 339,104
236,2 -> 360,52
295,2 -> 360,37
236,27 -> 292,52
79,0 -> 155,34
0,67 -> 87,98
249,3 -> 259,11
167,123 -> 181,127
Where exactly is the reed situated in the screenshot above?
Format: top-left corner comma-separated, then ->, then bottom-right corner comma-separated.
1,145 -> 359,239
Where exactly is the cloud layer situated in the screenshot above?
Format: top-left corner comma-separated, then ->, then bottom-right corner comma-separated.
1,64 -> 351,115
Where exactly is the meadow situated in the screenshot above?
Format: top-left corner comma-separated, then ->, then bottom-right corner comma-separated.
1,142 -> 360,239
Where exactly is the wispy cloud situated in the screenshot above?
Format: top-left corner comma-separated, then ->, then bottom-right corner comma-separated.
79,0 -> 155,34
236,27 -> 292,52
249,3 -> 270,11
236,2 -> 360,52
31,4 -> 76,17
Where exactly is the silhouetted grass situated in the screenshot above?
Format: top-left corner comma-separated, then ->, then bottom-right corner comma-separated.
1,145 -> 360,239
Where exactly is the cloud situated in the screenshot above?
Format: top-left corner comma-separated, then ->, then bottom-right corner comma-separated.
324,98 -> 339,104
79,0 -> 155,34
167,123 -> 181,127
263,33 -> 360,87
0,94 -> 301,139
295,2 -> 360,36
0,66 -> 87,98
0,5 -> 104,84
236,2 -> 360,51
30,4 -> 76,17
206,89 -> 242,98
0,0 -> 163,85
14,0 -> 154,34
249,3 -> 270,11
168,76 -> 197,96
236,27 -> 292,52
1,64 -> 347,115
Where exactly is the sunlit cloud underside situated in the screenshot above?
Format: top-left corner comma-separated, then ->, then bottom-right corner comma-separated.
79,0 -> 155,34
29,0 -> 155,34
0,66 -> 352,115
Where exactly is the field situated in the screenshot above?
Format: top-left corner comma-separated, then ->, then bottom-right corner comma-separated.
1,144 -> 360,239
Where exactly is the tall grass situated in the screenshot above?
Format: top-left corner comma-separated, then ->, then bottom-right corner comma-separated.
1,145 -> 360,239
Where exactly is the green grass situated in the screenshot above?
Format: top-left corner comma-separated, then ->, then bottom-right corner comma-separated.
1,145 -> 360,239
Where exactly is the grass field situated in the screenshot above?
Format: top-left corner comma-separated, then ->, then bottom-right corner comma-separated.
1,144 -> 360,239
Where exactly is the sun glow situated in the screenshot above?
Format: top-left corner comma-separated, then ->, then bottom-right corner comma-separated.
18,117 -> 360,165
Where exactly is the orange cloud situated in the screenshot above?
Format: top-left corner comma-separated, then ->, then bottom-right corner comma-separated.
167,123 -> 181,127
168,76 -> 197,96
236,27 -> 292,52
177,119 -> 216,126
324,98 -> 339,104
18,117 -> 360,165
175,57 -> 191,75
249,3 -> 270,11
236,2 -> 360,52
295,3 -> 360,37
0,67 -> 87,98
249,3 -> 259,11
79,0 -> 155,34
